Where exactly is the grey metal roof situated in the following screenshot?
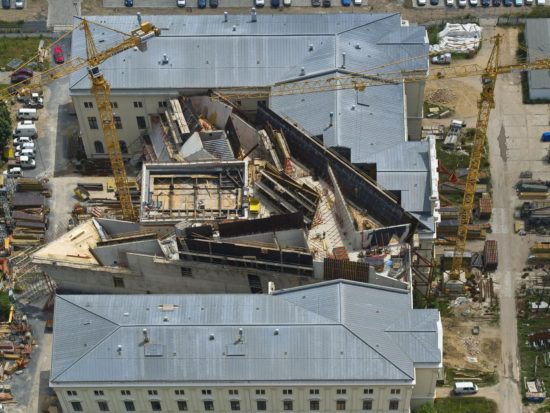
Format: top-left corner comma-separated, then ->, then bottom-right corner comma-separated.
51,280 -> 441,385
69,13 -> 428,93
525,19 -> 550,91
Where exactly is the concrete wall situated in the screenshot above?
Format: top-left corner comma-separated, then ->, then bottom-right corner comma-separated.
230,113 -> 261,154
92,239 -> 163,267
410,368 -> 439,411
405,80 -> 426,141
55,384 -> 412,413
190,96 -> 233,129
95,219 -> 141,236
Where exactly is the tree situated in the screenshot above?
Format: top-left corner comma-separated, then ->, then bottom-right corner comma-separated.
416,402 -> 438,413
0,102 -> 12,153
0,291 -> 11,321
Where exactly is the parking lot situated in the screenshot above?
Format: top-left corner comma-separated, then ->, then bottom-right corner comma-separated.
413,0 -> 545,8
104,0 -> 364,7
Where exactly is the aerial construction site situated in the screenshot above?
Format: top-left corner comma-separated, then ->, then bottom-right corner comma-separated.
0,2 -> 548,412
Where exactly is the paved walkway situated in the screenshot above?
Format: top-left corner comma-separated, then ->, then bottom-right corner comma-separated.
47,0 -> 81,31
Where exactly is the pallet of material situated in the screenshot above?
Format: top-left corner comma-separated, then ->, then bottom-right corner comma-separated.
11,211 -> 45,223
10,239 -> 42,248
518,192 -> 548,200
531,242 -> 550,253
13,227 -> 45,236
77,183 -> 104,191
11,193 -> 45,209
16,178 -> 46,192
14,221 -> 46,230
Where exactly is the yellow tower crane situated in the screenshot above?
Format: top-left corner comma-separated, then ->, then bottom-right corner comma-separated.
217,35 -> 550,280
0,18 -> 161,221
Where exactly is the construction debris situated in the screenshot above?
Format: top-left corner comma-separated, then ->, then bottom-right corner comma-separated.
429,23 -> 482,55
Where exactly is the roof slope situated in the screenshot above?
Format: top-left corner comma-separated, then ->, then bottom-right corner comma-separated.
52,280 -> 441,385
69,13 -> 428,93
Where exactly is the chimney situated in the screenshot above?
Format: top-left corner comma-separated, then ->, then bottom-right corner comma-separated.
251,8 -> 257,22
268,281 -> 275,294
137,12 -> 142,25
142,328 -> 149,343
224,11 -> 228,22
329,112 -> 334,126
300,67 -> 305,76
341,52 -> 346,69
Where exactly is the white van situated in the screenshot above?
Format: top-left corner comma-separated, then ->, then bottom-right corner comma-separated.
453,382 -> 478,395
16,149 -> 35,159
13,123 -> 37,138
3,167 -> 22,177
16,142 -> 35,151
16,108 -> 38,121
19,156 -> 36,169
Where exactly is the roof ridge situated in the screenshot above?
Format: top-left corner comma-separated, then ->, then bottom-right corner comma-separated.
51,296 -> 121,382
336,13 -> 399,36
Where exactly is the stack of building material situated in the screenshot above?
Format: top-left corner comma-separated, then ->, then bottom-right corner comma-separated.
483,240 -> 498,271
11,188 -> 49,249
477,193 -> 492,220
517,181 -> 549,200
528,242 -> 550,262
11,193 -> 45,210
437,220 -> 489,239
429,23 -> 482,55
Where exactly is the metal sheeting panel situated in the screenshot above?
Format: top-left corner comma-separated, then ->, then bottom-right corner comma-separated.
525,19 -> 550,91
376,171 -> 431,213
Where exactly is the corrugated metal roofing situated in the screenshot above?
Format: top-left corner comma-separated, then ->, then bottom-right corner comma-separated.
51,280 -> 441,385
69,13 -> 428,92
525,19 -> 550,91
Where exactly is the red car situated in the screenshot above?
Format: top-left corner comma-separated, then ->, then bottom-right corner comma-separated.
53,45 -> 64,64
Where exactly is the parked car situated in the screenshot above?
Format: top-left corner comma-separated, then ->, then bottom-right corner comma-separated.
537,0 -> 545,5
283,0 -> 291,5
10,74 -> 31,85
322,0 -> 331,6
492,0 -> 501,5
2,0 -> 10,9
341,0 -> 351,5
430,0 -> 439,4
453,382 -> 478,396
12,67 -> 33,78
481,0 -> 490,6
525,0 -> 533,4
445,0 -> 454,5
15,0 -> 23,8
457,0 -> 467,6
503,0 -> 513,6
177,0 -> 186,6
53,45 -> 64,64
13,136 -> 32,145
4,167 -> 22,177
198,0 -> 206,7
209,0 -> 218,7
255,0 -> 265,6
124,0 -> 133,6
514,0 -> 523,5
354,0 -> 362,4
271,0 -> 279,6
312,0 -> 321,5
417,0 -> 427,5
469,0 -> 478,6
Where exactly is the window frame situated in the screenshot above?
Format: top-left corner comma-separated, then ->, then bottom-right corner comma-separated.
71,401 -> 83,412
362,399 -> 373,411
256,400 -> 267,411
204,400 -> 215,411
150,400 -> 162,411
336,400 -> 346,411
97,400 -> 110,412
230,400 -> 241,411
389,399 -> 399,410
88,116 -> 99,130
283,400 -> 293,411
177,400 -> 188,411
309,399 -> 320,411
124,400 -> 136,412
136,116 -> 147,130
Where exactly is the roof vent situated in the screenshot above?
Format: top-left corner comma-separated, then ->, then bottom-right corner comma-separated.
137,12 -> 142,25
300,67 -> 305,76
232,25 -> 237,32
117,345 -> 122,354
251,8 -> 257,22
123,312 -> 129,316
309,44 -> 314,51
143,328 -> 150,343
162,54 -> 169,65
209,334 -> 215,341
355,43 -> 361,49
351,105 -> 356,110
268,281 -> 275,294
341,52 -> 346,69
163,316 -> 169,322
329,112 -> 334,126
224,11 -> 228,22
274,329 -> 279,336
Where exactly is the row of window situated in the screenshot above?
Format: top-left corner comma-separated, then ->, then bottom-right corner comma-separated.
93,140 -> 128,155
87,116 -> 147,132
83,101 -> 168,110
71,388 -> 394,399
70,398 -> 398,412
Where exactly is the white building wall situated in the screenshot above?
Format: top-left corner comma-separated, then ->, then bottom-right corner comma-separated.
55,384 -> 421,413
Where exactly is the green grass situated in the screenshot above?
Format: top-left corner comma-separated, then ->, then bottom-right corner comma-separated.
518,310 -> 550,401
0,36 -> 51,69
445,368 -> 498,387
436,141 -> 470,170
432,397 -> 497,413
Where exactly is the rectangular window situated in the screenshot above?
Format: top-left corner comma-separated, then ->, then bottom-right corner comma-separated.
151,400 -> 162,411
229,389 -> 239,395
255,389 -> 266,395
336,400 -> 346,411
114,116 -> 123,130
389,400 -> 399,410
67,390 -> 78,396
137,116 -> 147,130
84,101 -> 93,109
202,389 -> 212,395
181,267 -> 193,277
111,102 -> 118,109
248,274 -> 263,294
283,400 -> 293,411
256,400 -> 266,411
124,401 -> 136,412
390,389 -> 400,395
94,390 -> 104,396
88,116 -> 98,130
204,400 -> 214,411
71,402 -> 83,412
158,101 -> 167,108
309,389 -> 319,395
121,390 -> 131,396
148,390 -> 159,396
363,389 -> 373,395
336,389 -> 347,395
178,400 -> 188,411
362,400 -> 373,411
282,389 -> 293,395
310,400 -> 319,411
113,276 -> 125,288
230,400 -> 240,411
98,401 -> 109,412
175,389 -> 185,395
133,101 -> 143,108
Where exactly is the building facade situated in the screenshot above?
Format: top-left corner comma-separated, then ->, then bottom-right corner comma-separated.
525,19 -> 550,101
51,281 -> 442,413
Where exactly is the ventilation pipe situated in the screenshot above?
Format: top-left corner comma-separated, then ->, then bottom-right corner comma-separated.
268,281 -> 275,294
232,25 -> 237,32
142,328 -> 150,343
224,11 -> 228,22
136,12 -> 142,25
251,8 -> 257,22
300,67 -> 305,76
329,112 -> 334,126
309,44 -> 314,51
341,52 -> 346,69
162,54 -> 169,65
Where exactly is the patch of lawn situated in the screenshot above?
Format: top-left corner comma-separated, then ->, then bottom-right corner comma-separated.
433,397 -> 497,413
0,36 -> 51,69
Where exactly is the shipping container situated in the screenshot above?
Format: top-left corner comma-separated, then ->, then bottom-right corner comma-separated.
483,239 -> 498,271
